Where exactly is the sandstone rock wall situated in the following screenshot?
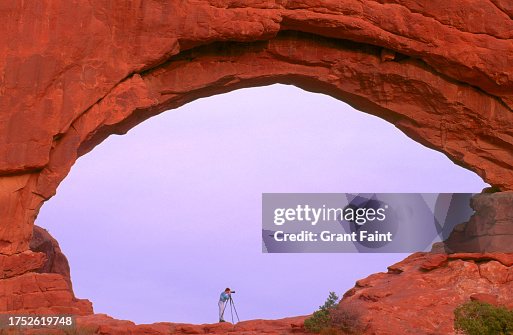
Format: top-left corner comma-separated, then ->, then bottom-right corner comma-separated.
0,226 -> 92,315
1,1 -> 513,333
1,0 -> 513,256
442,191 -> 513,253
338,252 -> 513,334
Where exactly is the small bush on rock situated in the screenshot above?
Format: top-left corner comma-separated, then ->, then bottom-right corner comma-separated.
305,292 -> 340,333
454,301 -> 513,335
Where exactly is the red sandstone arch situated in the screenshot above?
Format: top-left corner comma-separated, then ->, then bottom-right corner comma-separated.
1,0 -> 513,327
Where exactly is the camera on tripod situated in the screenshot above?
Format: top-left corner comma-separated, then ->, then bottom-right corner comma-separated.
221,289 -> 240,323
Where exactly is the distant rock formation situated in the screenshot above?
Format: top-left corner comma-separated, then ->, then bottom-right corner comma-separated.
437,191 -> 513,253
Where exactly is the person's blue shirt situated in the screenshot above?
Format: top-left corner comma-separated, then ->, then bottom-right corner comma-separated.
220,292 -> 230,302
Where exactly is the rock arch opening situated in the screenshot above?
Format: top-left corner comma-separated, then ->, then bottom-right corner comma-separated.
2,3 -> 513,332
4,31 -> 511,258
37,84 -> 487,323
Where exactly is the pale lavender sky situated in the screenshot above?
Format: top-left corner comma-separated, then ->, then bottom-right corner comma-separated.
37,84 -> 487,325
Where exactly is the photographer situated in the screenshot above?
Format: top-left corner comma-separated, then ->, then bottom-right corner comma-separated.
218,288 -> 232,322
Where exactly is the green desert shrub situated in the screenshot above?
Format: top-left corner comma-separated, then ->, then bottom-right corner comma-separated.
454,301 -> 513,335
304,292 -> 340,333
304,292 -> 364,334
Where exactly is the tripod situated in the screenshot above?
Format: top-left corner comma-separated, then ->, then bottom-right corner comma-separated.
221,295 -> 240,324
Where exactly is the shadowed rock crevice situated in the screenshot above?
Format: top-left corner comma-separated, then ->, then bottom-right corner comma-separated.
29,225 -> 73,288
439,192 -> 513,253
0,226 -> 92,315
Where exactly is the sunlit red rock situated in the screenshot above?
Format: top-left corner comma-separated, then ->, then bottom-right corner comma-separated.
339,252 -> 513,334
0,226 -> 92,315
1,1 -> 513,334
21,315 -> 308,335
1,0 -> 513,255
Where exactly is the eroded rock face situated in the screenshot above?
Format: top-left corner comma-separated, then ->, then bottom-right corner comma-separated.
0,226 -> 92,315
1,0 -> 513,256
440,191 -> 513,253
1,1 -> 513,333
29,225 -> 73,287
338,252 -> 513,334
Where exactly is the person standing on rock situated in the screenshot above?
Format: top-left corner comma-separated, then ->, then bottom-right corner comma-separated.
218,288 -> 231,322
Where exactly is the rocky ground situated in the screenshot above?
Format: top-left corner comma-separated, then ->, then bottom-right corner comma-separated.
336,252 -> 513,335
6,315 -> 308,335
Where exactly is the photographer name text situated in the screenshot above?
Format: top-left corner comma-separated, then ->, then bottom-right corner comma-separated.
273,230 -> 393,242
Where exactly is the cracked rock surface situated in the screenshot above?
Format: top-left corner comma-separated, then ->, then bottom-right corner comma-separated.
1,1 -> 513,334
2,0 -> 513,255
